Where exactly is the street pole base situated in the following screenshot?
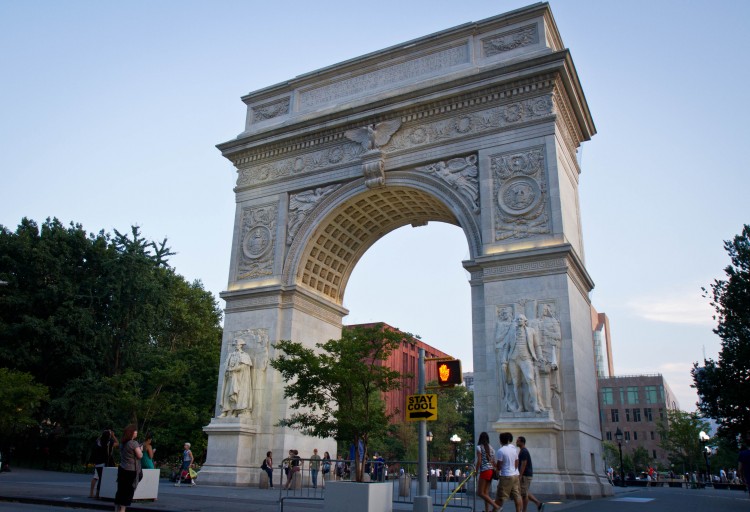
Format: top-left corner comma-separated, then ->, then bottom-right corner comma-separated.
413,495 -> 433,512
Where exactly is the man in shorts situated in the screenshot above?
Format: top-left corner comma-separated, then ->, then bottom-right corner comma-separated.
495,432 -> 522,512
517,436 -> 545,512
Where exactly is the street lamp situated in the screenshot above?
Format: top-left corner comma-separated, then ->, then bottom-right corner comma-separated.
426,431 -> 433,465
450,434 -> 461,463
615,427 -> 625,486
699,431 -> 711,484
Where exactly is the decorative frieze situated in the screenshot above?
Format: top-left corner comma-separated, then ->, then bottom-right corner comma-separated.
251,97 -> 291,123
482,24 -> 538,57
491,146 -> 551,241
236,203 -> 278,281
387,95 -> 553,153
298,43 -> 470,111
416,155 -> 479,213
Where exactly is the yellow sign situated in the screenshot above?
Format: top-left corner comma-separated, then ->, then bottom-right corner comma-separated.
406,394 -> 437,422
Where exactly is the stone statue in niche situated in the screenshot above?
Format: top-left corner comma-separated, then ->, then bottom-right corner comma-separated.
494,306 -> 518,411
247,328 -> 270,415
220,336 -> 254,417
495,299 -> 562,414
501,314 -> 542,413
532,304 -> 561,410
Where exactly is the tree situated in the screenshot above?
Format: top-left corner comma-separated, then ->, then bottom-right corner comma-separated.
0,368 -> 49,437
0,218 -> 222,466
270,323 -> 410,481
422,382 -> 473,462
693,224 -> 750,441
656,409 -> 710,474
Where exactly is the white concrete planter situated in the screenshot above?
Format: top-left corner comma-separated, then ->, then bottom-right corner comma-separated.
324,481 -> 393,512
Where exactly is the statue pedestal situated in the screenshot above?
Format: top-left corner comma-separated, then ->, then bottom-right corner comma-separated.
491,413 -> 610,498
199,417 -> 259,486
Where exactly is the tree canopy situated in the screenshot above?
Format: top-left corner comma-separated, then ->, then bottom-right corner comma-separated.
270,323 -> 410,481
692,224 -> 750,441
656,409 -> 711,474
0,217 -> 222,467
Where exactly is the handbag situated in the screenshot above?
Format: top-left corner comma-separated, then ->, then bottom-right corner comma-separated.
189,468 -> 198,479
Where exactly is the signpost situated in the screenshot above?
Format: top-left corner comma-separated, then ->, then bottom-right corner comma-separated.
406,394 -> 437,422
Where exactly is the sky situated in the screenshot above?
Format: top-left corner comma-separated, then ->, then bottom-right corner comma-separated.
2,0 -> 748,413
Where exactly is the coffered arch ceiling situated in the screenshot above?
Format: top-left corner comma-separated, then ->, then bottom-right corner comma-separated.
291,184 -> 465,305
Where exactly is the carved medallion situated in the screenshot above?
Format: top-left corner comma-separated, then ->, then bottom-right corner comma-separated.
237,204 -> 277,281
491,147 -> 550,241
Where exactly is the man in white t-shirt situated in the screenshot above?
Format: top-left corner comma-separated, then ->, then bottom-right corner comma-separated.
495,432 -> 522,512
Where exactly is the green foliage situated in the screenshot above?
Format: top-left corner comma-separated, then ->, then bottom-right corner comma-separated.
0,368 -> 49,436
422,381 -> 474,462
601,441 -> 620,469
271,323 -> 410,481
656,409 -> 710,473
0,217 -> 222,467
693,224 -> 750,441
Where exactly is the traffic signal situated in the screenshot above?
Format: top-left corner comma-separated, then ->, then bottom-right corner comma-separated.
436,359 -> 462,387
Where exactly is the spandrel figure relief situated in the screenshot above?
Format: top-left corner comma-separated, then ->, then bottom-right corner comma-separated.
495,300 -> 562,414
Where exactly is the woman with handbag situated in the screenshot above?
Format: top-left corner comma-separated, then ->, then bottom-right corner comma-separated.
262,451 -> 274,488
475,431 -> 498,512
114,425 -> 143,512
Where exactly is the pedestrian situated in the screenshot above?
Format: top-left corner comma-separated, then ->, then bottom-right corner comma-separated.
516,436 -> 545,512
175,442 -> 195,486
262,451 -> 274,488
373,452 -> 385,482
141,433 -> 155,469
114,424 -> 143,512
89,428 -> 119,499
283,450 -> 292,485
310,448 -> 321,488
335,454 -> 345,480
474,431 -> 497,512
322,451 -> 332,482
738,443 -> 750,490
285,449 -> 301,489
495,432 -> 522,512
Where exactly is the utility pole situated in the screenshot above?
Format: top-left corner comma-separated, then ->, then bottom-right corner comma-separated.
413,348 -> 433,512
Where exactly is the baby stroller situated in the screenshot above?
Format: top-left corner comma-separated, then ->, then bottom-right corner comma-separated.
172,461 -> 198,486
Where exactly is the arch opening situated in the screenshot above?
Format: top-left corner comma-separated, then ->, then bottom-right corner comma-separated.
295,185 -> 465,304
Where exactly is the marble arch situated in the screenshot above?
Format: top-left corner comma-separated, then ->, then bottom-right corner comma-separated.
201,3 -> 611,499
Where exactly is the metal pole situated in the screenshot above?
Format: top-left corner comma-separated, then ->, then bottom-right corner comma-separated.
413,348 -> 432,512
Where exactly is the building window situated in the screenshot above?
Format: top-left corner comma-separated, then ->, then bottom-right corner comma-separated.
644,408 -> 653,422
659,408 -> 664,421
653,450 -> 657,458
606,431 -> 612,441
601,387 -> 614,405
625,408 -> 631,422
619,388 -> 625,404
627,386 -> 639,404
624,431 -> 630,441
644,385 -> 658,404
611,409 -> 619,422
633,408 -> 642,422
650,431 -> 655,440
633,431 -> 638,441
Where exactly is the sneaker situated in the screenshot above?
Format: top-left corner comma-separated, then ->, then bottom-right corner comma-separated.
538,504 -> 545,512
191,481 -> 196,486
174,483 -> 181,487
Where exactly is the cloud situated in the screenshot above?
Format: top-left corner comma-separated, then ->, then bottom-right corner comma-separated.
627,294 -> 715,326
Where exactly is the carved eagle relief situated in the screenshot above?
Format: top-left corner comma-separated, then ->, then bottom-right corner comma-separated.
344,120 -> 401,151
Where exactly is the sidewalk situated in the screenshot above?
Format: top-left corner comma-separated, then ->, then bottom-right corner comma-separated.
2,468 -> 747,512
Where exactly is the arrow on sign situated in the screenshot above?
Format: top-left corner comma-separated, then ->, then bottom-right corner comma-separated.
408,411 -> 435,420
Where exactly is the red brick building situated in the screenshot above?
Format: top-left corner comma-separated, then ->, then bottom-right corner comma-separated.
346,323 -> 455,423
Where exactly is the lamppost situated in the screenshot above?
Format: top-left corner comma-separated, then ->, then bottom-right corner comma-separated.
426,431 -> 433,465
699,431 -> 711,484
615,427 -> 625,486
450,434 -> 461,463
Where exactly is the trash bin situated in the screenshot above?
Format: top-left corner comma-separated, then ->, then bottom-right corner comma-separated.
399,475 -> 411,497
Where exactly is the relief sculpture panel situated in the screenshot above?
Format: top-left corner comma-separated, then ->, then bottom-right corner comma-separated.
237,203 -> 277,281
491,146 -> 551,241
494,299 -> 562,415
219,328 -> 270,419
416,155 -> 479,213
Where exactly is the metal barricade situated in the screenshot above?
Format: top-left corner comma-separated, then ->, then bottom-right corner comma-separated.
278,458 -> 476,512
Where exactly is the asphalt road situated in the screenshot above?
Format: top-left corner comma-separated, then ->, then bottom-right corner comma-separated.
0,468 -> 748,512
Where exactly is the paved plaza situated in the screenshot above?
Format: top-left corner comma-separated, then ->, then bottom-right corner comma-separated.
0,469 -> 748,512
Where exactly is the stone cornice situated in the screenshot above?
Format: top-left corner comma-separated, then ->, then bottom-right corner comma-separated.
464,243 -> 594,294
221,285 -> 347,326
